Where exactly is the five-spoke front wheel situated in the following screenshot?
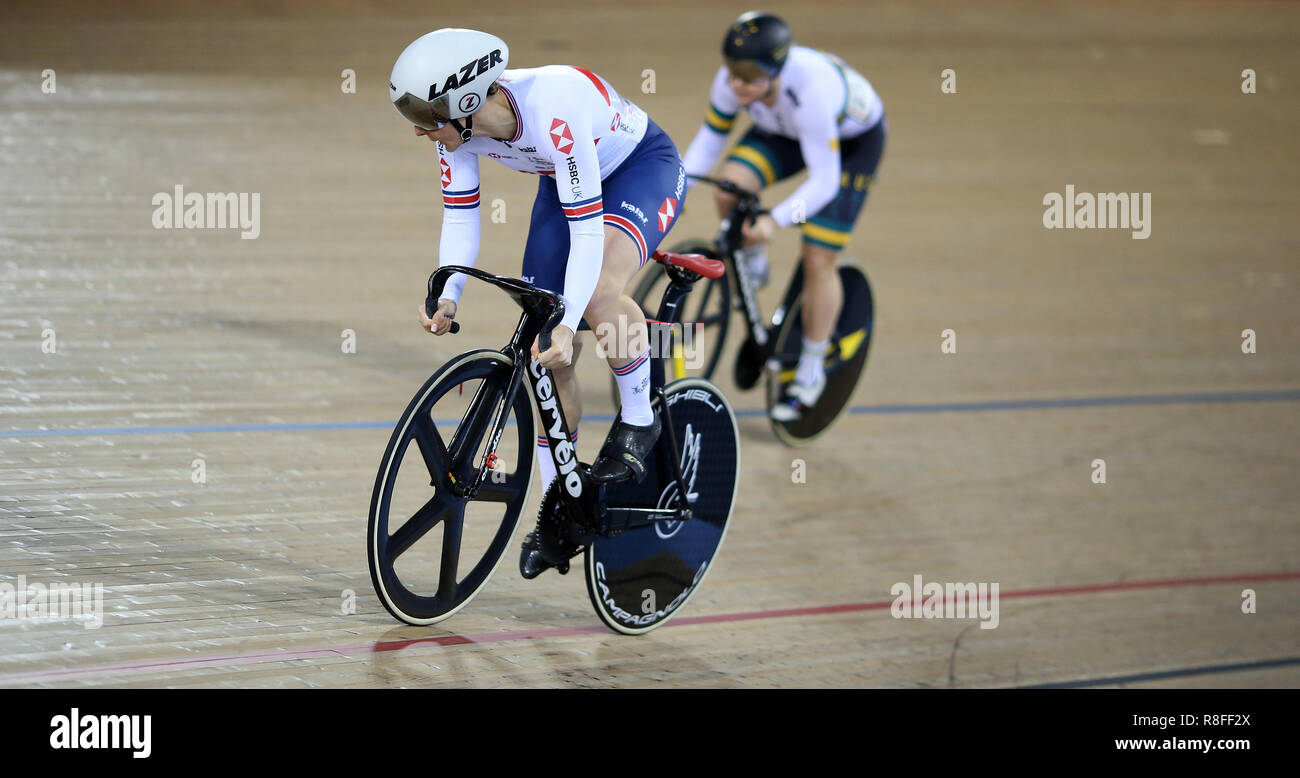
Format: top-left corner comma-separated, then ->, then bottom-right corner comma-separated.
368,349 -> 535,625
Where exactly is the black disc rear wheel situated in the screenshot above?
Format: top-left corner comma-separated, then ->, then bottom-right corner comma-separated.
767,264 -> 874,446
585,378 -> 740,634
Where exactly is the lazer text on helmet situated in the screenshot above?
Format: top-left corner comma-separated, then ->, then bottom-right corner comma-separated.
427,49 -> 505,101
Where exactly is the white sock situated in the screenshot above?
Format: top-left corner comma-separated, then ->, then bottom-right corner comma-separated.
738,245 -> 768,275
536,430 -> 578,491
796,337 -> 829,386
611,350 -> 654,425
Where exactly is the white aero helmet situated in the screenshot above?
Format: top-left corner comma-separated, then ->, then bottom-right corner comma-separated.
390,28 -> 509,139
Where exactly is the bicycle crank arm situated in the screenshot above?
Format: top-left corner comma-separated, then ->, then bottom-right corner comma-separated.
600,505 -> 692,534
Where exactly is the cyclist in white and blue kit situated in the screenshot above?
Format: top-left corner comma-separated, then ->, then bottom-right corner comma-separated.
682,12 -> 886,421
391,28 -> 688,499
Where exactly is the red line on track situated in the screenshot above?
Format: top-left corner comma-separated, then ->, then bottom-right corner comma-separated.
3,570 -> 1297,685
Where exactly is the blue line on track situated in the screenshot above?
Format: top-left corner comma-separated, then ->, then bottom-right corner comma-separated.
3,420 -> 393,437
4,389 -> 1298,439
1017,656 -> 1300,688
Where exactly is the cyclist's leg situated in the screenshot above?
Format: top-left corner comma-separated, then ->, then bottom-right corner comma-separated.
593,121 -> 686,400
720,127 -> 788,210
586,225 -> 648,380
712,161 -> 763,218
791,119 -> 886,392
583,226 -> 654,482
722,129 -> 803,286
521,177 -> 585,488
589,121 -> 686,481
797,241 -> 843,352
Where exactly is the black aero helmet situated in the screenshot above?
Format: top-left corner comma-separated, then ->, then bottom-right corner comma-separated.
722,11 -> 792,79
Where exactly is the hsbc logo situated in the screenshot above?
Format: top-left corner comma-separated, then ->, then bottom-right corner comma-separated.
550,118 -> 574,154
566,156 -> 582,197
440,156 -> 452,187
657,197 -> 677,232
427,49 -> 504,100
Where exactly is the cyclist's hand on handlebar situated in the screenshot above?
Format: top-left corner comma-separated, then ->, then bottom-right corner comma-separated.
531,324 -> 574,370
419,298 -> 458,335
741,213 -> 778,248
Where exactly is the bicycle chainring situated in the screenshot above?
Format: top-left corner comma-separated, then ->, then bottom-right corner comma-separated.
535,469 -> 600,569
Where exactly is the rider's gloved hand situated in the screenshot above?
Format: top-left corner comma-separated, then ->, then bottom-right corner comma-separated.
531,324 -> 574,370
419,298 -> 458,335
740,213 -> 777,247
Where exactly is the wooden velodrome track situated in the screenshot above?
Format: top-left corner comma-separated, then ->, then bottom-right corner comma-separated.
1,0 -> 1297,688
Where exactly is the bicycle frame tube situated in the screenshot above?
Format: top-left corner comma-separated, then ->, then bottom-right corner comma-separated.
718,203 -> 770,348
649,268 -> 699,393
654,384 -> 694,519
427,262 -> 704,527
499,308 -> 584,503
769,261 -> 805,331
526,354 -> 584,501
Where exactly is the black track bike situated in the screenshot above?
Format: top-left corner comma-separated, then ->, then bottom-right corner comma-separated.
624,175 -> 875,446
368,251 -> 740,634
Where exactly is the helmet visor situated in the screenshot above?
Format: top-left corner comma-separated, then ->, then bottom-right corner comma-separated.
394,91 -> 451,130
724,58 -> 775,83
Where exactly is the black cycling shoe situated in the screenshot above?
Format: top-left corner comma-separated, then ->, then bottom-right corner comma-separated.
519,480 -> 582,579
520,530 -> 569,578
589,413 -> 661,484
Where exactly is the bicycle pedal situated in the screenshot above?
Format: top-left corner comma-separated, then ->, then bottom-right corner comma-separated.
557,561 -> 570,575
